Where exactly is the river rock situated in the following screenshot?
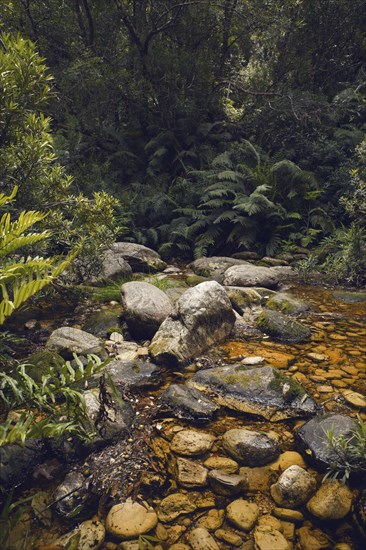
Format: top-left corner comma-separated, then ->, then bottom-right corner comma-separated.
222,428 -> 280,466
170,430 -> 215,456
294,414 -> 357,471
208,469 -> 248,496
82,308 -> 122,338
333,290 -> 366,303
297,526 -> 331,550
45,327 -> 104,359
157,493 -> 197,522
342,390 -> 366,409
83,388 -> 135,444
223,265 -> 280,288
204,456 -> 239,473
224,286 -> 272,314
177,457 -> 208,488
103,359 -> 161,390
149,281 -> 235,366
0,440 -> 46,489
121,281 -> 173,339
106,499 -> 158,538
226,498 -> 259,531
270,465 -> 317,508
257,310 -> 311,343
215,528 -> 242,546
188,527 -> 220,550
254,525 -> 291,550
106,242 -> 166,273
189,256 -> 249,282
266,292 -> 310,314
187,364 -> 317,421
160,384 -> 219,423
306,480 -> 353,519
54,518 -> 105,549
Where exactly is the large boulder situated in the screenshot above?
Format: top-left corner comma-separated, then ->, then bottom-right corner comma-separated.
45,327 -> 104,359
91,249 -> 132,284
257,309 -> 311,343
187,364 -> 317,421
121,281 -> 173,339
149,281 -> 235,366
189,257 -> 249,283
107,242 -> 166,273
223,265 -> 280,289
295,414 -> 357,471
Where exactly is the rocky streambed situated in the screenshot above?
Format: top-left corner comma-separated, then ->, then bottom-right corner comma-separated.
1,244 -> 366,550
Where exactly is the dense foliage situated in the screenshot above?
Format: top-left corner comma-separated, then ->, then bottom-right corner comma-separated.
0,1 -> 365,282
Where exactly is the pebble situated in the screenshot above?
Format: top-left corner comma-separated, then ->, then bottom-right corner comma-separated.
226,498 -> 259,531
343,390 -> 366,409
188,527 -> 220,550
307,352 -> 328,362
222,428 -> 280,466
177,458 -> 208,488
273,508 -> 305,523
157,493 -> 196,523
270,466 -> 317,508
171,430 -> 215,456
270,451 -> 306,472
55,518 -> 105,549
297,526 -> 331,550
215,528 -> 243,546
306,480 -> 353,519
253,525 -> 291,550
197,509 -> 225,531
106,499 -> 157,539
204,456 -> 239,473
208,469 -> 248,496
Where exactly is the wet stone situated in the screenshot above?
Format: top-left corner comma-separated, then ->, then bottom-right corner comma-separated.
188,527 -> 220,550
297,526 -> 331,550
204,456 -> 239,474
306,480 -> 353,520
239,465 -> 274,492
273,508 -> 305,523
270,465 -> 317,508
226,498 -> 260,531
54,518 -> 105,550
253,525 -> 291,550
157,493 -> 196,523
215,528 -> 243,546
160,384 -> 219,423
105,499 -> 158,539
170,430 -> 215,457
208,469 -> 248,496
342,390 -> 366,409
176,457 -> 208,488
222,428 -> 281,466
197,509 -> 225,531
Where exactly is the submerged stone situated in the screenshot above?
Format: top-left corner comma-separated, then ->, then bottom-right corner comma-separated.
160,384 -> 219,423
187,364 -> 317,421
222,428 -> 280,466
257,309 -> 311,343
333,290 -> 366,303
266,292 -> 310,315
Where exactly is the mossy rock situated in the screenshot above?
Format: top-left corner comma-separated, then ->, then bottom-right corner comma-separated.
82,307 -> 122,337
266,292 -> 310,315
186,274 -> 208,286
25,351 -> 65,381
257,309 -> 311,343
226,288 -> 262,314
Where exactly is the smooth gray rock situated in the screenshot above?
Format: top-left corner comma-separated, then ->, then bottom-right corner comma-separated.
257,309 -> 311,343
121,281 -> 173,339
223,265 -> 280,289
160,384 -> 219,423
222,428 -> 280,466
187,364 -> 317,421
189,257 -> 249,283
295,414 -> 357,471
108,242 -> 166,273
92,249 -> 132,284
45,327 -> 103,359
149,281 -> 235,366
